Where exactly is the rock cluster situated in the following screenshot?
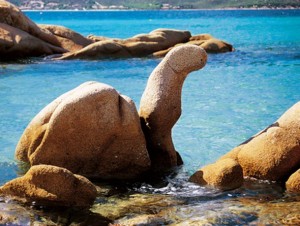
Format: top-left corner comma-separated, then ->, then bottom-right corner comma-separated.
1,44 -> 208,206
190,102 -> 300,192
0,0 -> 66,59
1,0 -> 299,209
0,0 -> 233,61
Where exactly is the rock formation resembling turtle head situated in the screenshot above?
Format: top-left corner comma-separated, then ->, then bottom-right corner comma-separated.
14,44 -> 207,185
139,44 -> 207,171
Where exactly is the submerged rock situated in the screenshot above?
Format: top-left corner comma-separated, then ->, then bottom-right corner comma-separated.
139,44 -> 207,171
0,165 -> 97,207
286,169 -> 300,193
91,193 -> 182,220
189,158 -> 244,191
15,81 -> 150,181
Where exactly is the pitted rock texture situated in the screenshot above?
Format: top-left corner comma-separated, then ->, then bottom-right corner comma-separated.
15,81 -> 150,181
217,101 -> 300,182
0,165 -> 97,207
139,44 -> 207,171
189,158 -> 244,191
286,169 -> 300,193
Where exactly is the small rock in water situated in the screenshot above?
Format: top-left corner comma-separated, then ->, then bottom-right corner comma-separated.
0,164 -> 97,207
189,158 -> 244,191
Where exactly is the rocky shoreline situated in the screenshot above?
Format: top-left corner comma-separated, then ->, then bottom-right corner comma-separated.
0,0 -> 233,61
0,0 -> 299,224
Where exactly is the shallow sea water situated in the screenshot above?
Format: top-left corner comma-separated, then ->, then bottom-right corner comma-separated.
0,9 -> 300,225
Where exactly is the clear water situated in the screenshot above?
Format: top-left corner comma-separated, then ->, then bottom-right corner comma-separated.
0,9 -> 300,224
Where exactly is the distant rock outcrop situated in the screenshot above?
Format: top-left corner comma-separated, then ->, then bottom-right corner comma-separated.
139,44 -> 207,171
0,165 -> 97,207
0,23 -> 65,59
0,0 -> 62,47
15,81 -> 151,181
153,34 -> 234,57
58,29 -> 233,60
0,1 -> 234,61
56,29 -> 192,60
39,24 -> 93,52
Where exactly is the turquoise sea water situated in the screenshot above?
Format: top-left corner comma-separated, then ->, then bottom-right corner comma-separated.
0,10 -> 300,224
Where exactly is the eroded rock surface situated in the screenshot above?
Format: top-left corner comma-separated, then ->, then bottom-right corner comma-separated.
189,158 -> 244,191
0,0 -> 61,46
57,29 -> 192,60
153,34 -> 234,57
0,165 -> 97,207
0,1 -> 234,60
236,102 -> 300,181
15,81 -> 150,180
0,23 -> 65,59
211,101 -> 300,189
286,169 -> 300,193
139,44 -> 207,171
39,24 -> 93,52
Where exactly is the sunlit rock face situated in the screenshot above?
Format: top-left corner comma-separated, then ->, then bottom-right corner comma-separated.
0,1 -> 233,60
286,169 -> 300,193
153,34 -> 234,57
189,158 -> 244,191
139,44 -> 207,171
38,24 -> 93,52
210,101 -> 300,192
0,0 -> 60,46
0,164 -> 97,207
236,101 -> 300,181
15,81 -> 150,181
0,23 -> 65,59
57,29 -> 192,60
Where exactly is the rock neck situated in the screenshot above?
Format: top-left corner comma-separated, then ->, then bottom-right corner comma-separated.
139,45 -> 207,172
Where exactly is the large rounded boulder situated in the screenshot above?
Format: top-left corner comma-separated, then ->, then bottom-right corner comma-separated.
0,165 -> 97,207
15,81 -> 151,181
